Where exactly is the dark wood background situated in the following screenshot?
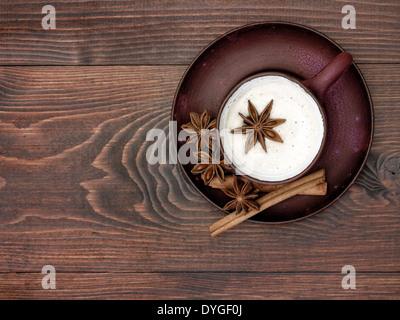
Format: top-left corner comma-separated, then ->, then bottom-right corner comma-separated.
0,0 -> 399,299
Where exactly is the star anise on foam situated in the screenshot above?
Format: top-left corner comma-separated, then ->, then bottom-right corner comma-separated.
231,99 -> 286,154
181,110 -> 217,151
222,176 -> 260,214
191,151 -> 231,185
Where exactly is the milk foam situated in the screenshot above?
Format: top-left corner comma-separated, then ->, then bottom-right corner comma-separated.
219,75 -> 325,182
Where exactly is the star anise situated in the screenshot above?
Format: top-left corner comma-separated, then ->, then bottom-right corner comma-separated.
231,99 -> 286,154
191,151 -> 231,185
222,176 -> 260,214
181,110 -> 217,151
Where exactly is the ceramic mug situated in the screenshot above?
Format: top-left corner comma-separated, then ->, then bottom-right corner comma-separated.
217,52 -> 353,185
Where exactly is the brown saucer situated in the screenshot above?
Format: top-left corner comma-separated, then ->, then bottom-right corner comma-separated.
171,22 -> 374,223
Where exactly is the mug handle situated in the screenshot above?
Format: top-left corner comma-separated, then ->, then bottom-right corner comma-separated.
302,52 -> 353,102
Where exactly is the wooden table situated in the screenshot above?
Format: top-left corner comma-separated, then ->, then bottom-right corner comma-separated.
0,0 -> 399,299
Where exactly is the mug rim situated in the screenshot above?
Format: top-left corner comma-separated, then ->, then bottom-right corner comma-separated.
216,71 -> 327,186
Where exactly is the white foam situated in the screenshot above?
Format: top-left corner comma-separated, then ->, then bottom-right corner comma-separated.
219,75 -> 325,182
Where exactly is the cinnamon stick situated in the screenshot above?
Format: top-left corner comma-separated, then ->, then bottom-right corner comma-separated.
208,174 -> 326,195
210,169 -> 326,236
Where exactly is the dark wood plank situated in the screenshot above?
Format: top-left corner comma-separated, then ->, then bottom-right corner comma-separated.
0,0 -> 399,65
0,272 -> 399,299
0,64 -> 399,274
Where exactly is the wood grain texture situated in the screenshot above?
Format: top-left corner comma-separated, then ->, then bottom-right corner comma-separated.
0,0 -> 399,65
0,65 -> 399,276
0,272 -> 399,299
